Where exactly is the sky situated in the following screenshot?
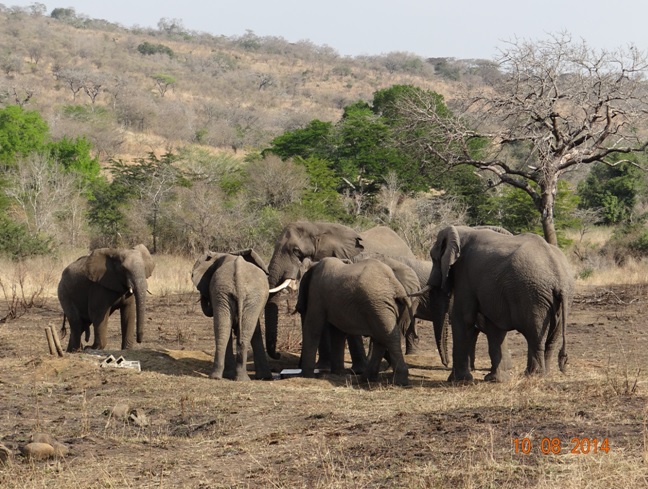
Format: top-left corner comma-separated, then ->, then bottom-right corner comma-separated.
6,0 -> 648,60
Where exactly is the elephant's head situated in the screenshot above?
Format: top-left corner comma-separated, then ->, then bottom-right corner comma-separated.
267,221 -> 364,290
430,225 -> 461,293
84,244 -> 154,344
426,226 -> 462,367
191,249 -> 269,317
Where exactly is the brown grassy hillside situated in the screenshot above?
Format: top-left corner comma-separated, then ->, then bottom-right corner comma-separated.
0,6 -> 482,162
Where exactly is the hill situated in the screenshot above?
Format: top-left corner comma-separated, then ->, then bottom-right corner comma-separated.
0,5 -> 492,161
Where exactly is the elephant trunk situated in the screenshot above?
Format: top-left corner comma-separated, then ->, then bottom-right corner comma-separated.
430,288 -> 451,368
133,274 -> 148,344
264,299 -> 280,359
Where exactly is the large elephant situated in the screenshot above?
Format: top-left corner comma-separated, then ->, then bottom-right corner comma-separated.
58,244 -> 155,352
296,257 -> 413,386
426,226 -> 574,382
191,249 -> 273,381
265,221 -> 414,362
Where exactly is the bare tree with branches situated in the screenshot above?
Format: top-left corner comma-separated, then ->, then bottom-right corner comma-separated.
394,32 -> 648,244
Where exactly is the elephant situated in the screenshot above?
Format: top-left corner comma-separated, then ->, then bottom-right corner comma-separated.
296,257 -> 414,386
265,221 -> 415,366
426,225 -> 574,382
58,244 -> 155,352
191,249 -> 274,381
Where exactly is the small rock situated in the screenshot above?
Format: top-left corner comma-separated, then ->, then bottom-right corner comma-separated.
20,442 -> 55,461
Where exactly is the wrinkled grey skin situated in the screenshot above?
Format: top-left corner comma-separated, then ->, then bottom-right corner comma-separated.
296,257 -> 413,386
428,226 -> 574,382
191,249 -> 272,381
58,244 -> 155,352
265,221 -> 414,366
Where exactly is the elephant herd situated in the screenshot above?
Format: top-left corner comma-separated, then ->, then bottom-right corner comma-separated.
57,221 -> 574,386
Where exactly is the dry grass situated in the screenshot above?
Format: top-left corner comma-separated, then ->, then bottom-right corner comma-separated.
1,253 -> 648,487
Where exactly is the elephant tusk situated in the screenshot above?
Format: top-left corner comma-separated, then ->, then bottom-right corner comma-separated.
147,289 -> 152,295
408,285 -> 431,297
269,279 -> 293,294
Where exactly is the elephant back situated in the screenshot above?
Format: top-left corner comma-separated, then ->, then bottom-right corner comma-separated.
359,227 -> 414,258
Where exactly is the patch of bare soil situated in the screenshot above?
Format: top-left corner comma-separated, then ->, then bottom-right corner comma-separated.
1,286 -> 647,488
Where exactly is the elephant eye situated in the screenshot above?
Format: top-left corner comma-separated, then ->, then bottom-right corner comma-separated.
293,247 -> 304,259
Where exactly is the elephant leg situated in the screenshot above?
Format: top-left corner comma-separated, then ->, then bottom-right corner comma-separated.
315,326 -> 332,371
234,333 -> 251,382
250,321 -> 272,380
525,332 -> 545,376
405,319 -> 420,355
386,334 -> 409,386
328,326 -> 347,375
364,340 -> 385,382
66,316 -> 90,352
347,335 -> 367,374
119,297 -> 136,350
448,313 -> 478,382
301,315 -> 325,378
483,326 -> 511,382
211,310 -> 234,380
89,309 -> 112,350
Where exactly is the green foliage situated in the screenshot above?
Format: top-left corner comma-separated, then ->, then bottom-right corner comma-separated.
577,155 -> 646,224
47,136 -> 100,183
0,105 -> 49,167
86,178 -> 131,243
137,42 -> 174,57
0,215 -> 52,259
295,156 -> 345,219
483,181 -> 579,245
267,120 -> 333,160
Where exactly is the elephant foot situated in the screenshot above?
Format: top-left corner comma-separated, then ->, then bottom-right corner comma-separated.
350,363 -> 366,375
235,373 -> 251,381
301,368 -> 316,378
255,370 -> 273,380
448,370 -> 474,382
484,370 -> 510,382
315,360 -> 331,372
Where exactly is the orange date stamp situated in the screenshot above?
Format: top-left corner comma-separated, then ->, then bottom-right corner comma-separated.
513,437 -> 610,455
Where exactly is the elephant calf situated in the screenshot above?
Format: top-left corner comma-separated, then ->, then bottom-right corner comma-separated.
296,257 -> 413,386
191,249 -> 273,381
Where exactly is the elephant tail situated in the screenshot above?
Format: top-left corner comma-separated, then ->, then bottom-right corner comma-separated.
60,315 -> 67,339
557,291 -> 568,373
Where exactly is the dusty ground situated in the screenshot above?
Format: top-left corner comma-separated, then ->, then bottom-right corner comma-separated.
0,285 -> 647,488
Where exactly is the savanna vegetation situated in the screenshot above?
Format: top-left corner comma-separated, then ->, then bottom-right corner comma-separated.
1,4 -> 648,487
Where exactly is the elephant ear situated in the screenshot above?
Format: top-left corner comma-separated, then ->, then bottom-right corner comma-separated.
133,244 -> 155,278
315,224 -> 363,260
231,248 -> 269,275
433,226 -> 461,293
84,248 -> 127,293
191,252 -> 222,294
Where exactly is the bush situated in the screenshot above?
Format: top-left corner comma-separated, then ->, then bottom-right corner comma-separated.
137,42 -> 174,58
0,216 -> 52,259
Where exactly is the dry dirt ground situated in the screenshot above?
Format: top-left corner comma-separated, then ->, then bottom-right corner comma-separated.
1,285 -> 647,488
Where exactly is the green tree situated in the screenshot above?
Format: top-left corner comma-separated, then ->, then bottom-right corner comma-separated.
47,136 -> 101,184
0,105 -> 49,167
577,154 -> 646,224
267,119 -> 333,160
